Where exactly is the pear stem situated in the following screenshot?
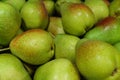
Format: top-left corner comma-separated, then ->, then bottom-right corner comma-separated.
0,47 -> 10,52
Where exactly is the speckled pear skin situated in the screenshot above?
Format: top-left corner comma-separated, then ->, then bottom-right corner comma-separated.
84,17 -> 120,44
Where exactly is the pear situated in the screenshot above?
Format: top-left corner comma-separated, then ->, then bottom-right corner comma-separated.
109,0 -> 120,19
84,0 -> 109,23
34,58 -> 80,80
0,53 -> 32,80
20,0 -> 49,30
1,0 -> 26,11
84,16 -> 120,44
47,17 -> 65,36
54,34 -> 80,63
0,2 -> 21,46
114,42 -> 120,51
10,29 -> 54,65
43,0 -> 55,16
76,40 -> 120,80
61,2 -> 95,36
55,0 -> 81,15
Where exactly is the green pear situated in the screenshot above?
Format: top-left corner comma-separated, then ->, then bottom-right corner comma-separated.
0,53 -> 32,80
55,0 -> 81,15
47,17 -> 65,36
43,0 -> 55,16
61,2 -> 95,36
103,69 -> 120,80
109,0 -> 120,19
1,0 -> 26,11
34,58 -> 80,80
10,29 -> 54,65
0,2 -> 21,46
76,40 -> 120,80
114,42 -> 120,51
84,0 -> 109,23
84,16 -> 120,44
20,0 -> 49,30
54,34 -> 80,63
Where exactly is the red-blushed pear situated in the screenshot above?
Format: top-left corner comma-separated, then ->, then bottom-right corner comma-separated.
0,53 -> 32,80
61,2 -> 95,36
84,0 -> 109,23
54,34 -> 80,63
47,17 -> 65,36
34,58 -> 81,80
84,17 -> 120,44
55,0 -> 81,15
75,40 -> 120,80
109,0 -> 120,19
20,0 -> 49,30
9,29 -> 54,65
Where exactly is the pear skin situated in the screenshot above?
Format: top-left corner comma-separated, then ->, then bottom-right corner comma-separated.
47,17 -> 65,36
61,2 -> 95,36
109,0 -> 120,19
0,53 -> 32,80
54,34 -> 80,63
84,17 -> 120,44
76,40 -> 119,80
20,0 -> 49,30
34,58 -> 80,80
10,29 -> 54,65
43,0 -> 55,16
1,0 -> 26,11
85,0 -> 109,23
0,2 -> 21,46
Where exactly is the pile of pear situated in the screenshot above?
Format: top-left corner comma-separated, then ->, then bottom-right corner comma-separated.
0,0 -> 120,80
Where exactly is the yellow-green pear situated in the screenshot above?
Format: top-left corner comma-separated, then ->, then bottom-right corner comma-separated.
61,2 -> 95,36
0,53 -> 32,80
84,17 -> 120,44
47,17 -> 65,36
54,34 -> 80,63
1,0 -> 26,11
43,0 -> 55,16
20,0 -> 49,30
76,40 -> 120,80
84,0 -> 109,23
10,29 -> 54,65
0,2 -> 21,46
34,58 -> 81,80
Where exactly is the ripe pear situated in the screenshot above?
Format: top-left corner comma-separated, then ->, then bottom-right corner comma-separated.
76,40 -> 120,80
0,2 -> 21,46
43,0 -> 55,16
55,0 -> 81,15
47,17 -> 65,36
20,0 -> 49,30
10,29 -> 54,65
84,0 -> 109,23
61,2 -> 95,36
84,17 -> 120,44
0,53 -> 32,80
54,34 -> 80,63
1,0 -> 26,11
109,0 -> 120,19
34,58 -> 80,80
